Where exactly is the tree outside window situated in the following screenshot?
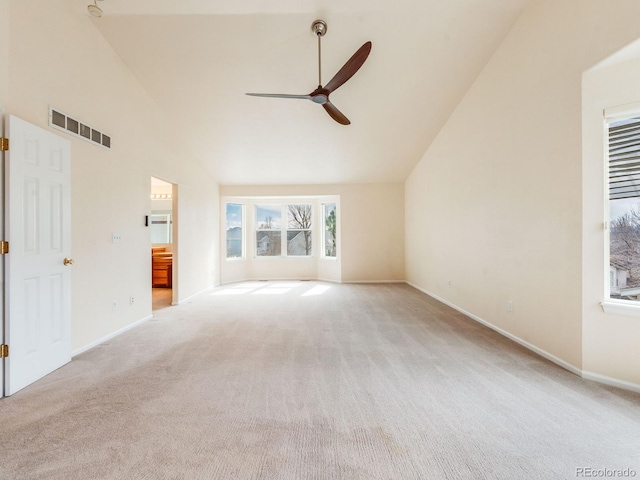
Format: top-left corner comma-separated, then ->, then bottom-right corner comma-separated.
287,204 -> 312,256
323,203 -> 336,257
609,201 -> 640,299
608,116 -> 640,301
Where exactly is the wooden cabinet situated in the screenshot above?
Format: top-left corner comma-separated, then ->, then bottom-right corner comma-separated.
152,248 -> 172,288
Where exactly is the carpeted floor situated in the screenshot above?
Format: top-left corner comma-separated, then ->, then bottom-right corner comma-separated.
1,281 -> 639,479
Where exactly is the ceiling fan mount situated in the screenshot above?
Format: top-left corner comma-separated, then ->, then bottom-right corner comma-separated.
311,19 -> 327,37
246,19 -> 372,126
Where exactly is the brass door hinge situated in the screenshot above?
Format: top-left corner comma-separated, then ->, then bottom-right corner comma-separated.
0,344 -> 8,358
0,241 -> 8,254
0,138 -> 7,151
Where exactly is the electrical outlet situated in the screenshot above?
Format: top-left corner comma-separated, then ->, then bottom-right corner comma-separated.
112,232 -> 123,243
507,300 -> 513,312
448,281 -> 452,288
112,300 -> 117,311
130,296 -> 135,305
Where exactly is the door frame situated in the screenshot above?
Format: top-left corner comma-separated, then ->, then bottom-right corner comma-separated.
150,176 -> 178,307
0,106 -> 5,397
171,182 -> 178,305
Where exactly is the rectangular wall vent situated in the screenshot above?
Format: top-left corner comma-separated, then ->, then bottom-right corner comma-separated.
48,106 -> 111,149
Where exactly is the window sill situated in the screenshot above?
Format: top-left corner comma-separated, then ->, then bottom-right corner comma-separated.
253,256 -> 315,260
601,300 -> 640,318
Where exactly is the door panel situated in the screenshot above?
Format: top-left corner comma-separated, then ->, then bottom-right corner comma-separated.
5,115 -> 71,396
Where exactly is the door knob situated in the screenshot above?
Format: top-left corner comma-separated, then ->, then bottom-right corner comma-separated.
63,258 -> 74,266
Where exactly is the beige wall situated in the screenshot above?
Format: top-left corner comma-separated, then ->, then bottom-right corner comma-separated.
0,0 -> 8,107
406,0 -> 640,386
583,54 -> 640,387
6,0 -> 219,351
220,184 -> 405,283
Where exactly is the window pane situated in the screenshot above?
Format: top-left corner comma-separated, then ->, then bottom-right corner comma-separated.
287,204 -> 312,229
226,203 -> 243,258
323,203 -> 336,257
256,205 -> 281,229
151,213 -> 172,244
286,205 -> 312,256
256,231 -> 281,256
287,230 -> 312,256
609,198 -> 640,300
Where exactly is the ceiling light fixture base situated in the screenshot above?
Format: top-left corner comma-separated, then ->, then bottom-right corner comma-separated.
87,0 -> 103,17
311,20 -> 327,37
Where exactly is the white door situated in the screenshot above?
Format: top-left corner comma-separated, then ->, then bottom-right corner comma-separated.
5,115 -> 72,396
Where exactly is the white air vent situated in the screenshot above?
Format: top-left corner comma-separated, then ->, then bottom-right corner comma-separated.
48,106 -> 111,149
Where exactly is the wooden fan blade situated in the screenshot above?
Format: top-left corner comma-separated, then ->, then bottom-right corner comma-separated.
246,93 -> 312,100
323,41 -> 372,94
323,102 -> 350,125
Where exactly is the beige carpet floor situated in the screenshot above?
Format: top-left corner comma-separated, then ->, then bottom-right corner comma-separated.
1,281 -> 639,479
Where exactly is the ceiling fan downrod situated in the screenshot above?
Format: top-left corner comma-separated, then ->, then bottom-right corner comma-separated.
312,20 -> 327,88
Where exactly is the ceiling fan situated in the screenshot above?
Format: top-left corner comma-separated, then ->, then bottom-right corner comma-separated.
246,20 -> 372,126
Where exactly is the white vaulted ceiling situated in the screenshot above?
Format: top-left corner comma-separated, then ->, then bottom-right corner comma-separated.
84,0 -> 533,184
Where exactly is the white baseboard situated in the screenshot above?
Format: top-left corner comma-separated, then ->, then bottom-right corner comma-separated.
71,284 -> 220,357
219,278 -> 405,286
316,277 -> 341,284
72,314 -> 153,357
406,282 -> 584,376
219,278 -> 335,286
408,282 -> 640,393
341,280 -> 406,284
177,285 -> 216,304
582,370 -> 640,393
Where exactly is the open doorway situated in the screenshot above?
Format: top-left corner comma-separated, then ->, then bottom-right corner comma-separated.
151,177 -> 176,310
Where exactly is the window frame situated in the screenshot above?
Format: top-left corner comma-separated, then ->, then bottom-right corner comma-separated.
253,203 -> 315,258
255,203 -> 284,257
225,203 -> 245,260
322,202 -> 337,259
221,196 -> 339,269
286,203 -> 313,257
601,101 -> 640,317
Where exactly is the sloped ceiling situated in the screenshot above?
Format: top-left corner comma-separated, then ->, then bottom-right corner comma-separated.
87,0 -> 533,185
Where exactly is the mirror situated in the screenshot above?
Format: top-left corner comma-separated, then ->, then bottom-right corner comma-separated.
151,211 -> 172,244
151,177 -> 173,245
